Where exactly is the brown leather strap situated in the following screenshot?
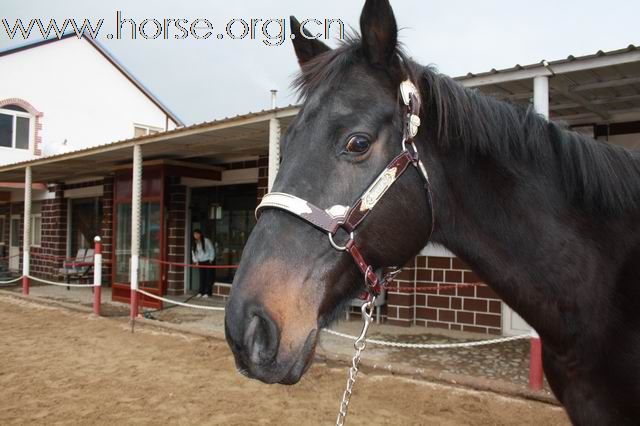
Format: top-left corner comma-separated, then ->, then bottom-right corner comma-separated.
346,240 -> 380,291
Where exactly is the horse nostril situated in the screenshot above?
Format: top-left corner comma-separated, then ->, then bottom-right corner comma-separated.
244,311 -> 279,366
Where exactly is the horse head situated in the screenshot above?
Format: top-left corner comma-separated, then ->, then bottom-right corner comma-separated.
225,0 -> 433,384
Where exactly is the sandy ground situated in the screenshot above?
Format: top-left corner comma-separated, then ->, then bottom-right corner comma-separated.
0,294 -> 569,425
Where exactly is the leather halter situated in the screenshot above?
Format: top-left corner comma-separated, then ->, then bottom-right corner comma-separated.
256,80 -> 435,296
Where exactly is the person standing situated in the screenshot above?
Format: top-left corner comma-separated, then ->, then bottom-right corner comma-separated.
192,229 -> 215,298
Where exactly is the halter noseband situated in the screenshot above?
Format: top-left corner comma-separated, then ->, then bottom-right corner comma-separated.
256,80 -> 435,296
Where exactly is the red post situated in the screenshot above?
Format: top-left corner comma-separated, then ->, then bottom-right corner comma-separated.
93,236 -> 102,316
22,275 -> 29,295
529,335 -> 544,391
130,288 -> 139,319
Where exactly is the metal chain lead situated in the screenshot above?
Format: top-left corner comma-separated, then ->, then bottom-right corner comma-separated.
335,295 -> 376,426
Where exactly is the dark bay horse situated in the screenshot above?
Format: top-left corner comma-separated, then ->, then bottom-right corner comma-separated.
225,0 -> 640,423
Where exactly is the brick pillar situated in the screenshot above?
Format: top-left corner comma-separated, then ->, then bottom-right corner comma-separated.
33,185 -> 66,279
0,204 -> 9,258
166,177 -> 187,296
100,177 -> 114,285
386,257 -> 417,326
257,155 -> 269,203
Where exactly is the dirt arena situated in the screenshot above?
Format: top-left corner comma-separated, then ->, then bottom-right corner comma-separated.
0,294 -> 569,425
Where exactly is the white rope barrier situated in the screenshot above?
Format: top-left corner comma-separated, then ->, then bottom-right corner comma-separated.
27,275 -> 96,288
136,288 -> 226,311
0,276 -> 23,285
133,288 -> 527,347
322,328 -> 530,349
10,272 -> 529,350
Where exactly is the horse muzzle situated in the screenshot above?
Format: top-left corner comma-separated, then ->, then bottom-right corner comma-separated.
225,299 -> 318,385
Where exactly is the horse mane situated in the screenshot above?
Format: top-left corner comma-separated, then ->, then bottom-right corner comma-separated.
293,36 -> 640,216
415,65 -> 640,215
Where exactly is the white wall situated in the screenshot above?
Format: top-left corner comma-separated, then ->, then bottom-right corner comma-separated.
0,37 -> 178,165
608,133 -> 640,150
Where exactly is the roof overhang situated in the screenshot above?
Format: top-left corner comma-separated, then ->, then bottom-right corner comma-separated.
0,106 -> 299,183
455,45 -> 640,126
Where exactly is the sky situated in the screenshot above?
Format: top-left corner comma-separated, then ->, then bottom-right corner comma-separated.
1,0 -> 639,125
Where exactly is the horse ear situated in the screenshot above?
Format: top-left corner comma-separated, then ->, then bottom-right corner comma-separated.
290,16 -> 330,66
359,0 -> 398,66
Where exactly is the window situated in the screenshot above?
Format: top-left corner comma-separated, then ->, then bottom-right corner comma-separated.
10,217 -> 19,247
30,202 -> 42,247
0,217 -> 5,244
133,124 -> 162,138
0,105 -> 32,150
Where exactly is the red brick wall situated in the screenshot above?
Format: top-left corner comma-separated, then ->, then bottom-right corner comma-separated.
212,282 -> 231,299
0,203 -> 10,259
31,185 -> 67,278
386,255 -> 503,335
100,178 -> 113,285
257,155 -> 268,202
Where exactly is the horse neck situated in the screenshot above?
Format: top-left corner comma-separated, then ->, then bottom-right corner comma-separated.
413,74 -> 640,338
421,113 -> 570,336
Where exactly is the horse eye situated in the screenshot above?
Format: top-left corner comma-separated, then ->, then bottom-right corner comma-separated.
345,135 -> 371,154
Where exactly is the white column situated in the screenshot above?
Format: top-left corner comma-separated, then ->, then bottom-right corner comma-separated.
530,74 -> 549,341
533,75 -> 550,120
267,116 -> 281,191
22,166 -> 31,278
130,145 -> 142,292
93,236 -> 102,316
93,236 -> 102,288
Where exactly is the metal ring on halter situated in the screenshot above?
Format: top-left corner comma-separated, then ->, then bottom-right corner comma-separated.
402,137 -> 419,158
328,231 -> 354,251
363,265 -> 376,289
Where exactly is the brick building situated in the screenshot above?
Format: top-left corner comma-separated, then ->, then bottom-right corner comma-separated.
0,44 -> 638,335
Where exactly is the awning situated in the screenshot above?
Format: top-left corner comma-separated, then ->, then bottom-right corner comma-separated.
0,106 -> 298,183
456,45 -> 640,126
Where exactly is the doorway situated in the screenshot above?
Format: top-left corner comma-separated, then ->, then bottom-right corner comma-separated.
68,197 -> 103,257
502,304 -> 533,336
9,214 -> 20,271
189,184 -> 257,292
111,167 -> 165,307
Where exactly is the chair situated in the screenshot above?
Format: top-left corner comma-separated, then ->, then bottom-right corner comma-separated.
345,289 -> 386,324
56,248 -> 95,285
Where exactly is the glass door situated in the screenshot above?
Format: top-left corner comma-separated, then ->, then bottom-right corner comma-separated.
115,203 -> 162,287
139,202 -> 162,287
112,166 -> 165,307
